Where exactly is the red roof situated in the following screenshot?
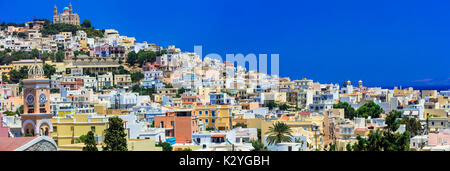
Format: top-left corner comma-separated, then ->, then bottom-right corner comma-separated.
0,137 -> 37,151
211,134 -> 226,138
354,128 -> 367,132
299,112 -> 311,115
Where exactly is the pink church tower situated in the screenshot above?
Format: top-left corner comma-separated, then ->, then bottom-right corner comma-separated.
21,59 -> 53,137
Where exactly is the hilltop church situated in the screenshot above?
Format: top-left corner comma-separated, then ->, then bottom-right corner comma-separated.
53,3 -> 80,25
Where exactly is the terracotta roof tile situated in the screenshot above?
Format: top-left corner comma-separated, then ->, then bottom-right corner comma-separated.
0,137 -> 37,151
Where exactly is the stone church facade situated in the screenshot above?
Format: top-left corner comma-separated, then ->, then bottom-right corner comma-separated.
53,3 -> 80,25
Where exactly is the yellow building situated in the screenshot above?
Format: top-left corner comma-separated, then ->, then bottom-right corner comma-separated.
12,59 -> 43,70
422,90 -> 438,99
44,61 -> 66,73
0,64 -> 13,78
51,114 -> 108,146
113,74 -> 132,87
424,109 -> 448,120
193,105 -> 233,130
127,139 -> 163,151
172,144 -> 202,151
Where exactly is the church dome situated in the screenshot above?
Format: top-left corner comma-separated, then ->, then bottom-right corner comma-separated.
28,59 -> 45,79
64,7 -> 69,10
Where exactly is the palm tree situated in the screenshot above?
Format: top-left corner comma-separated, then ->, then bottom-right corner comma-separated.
266,122 -> 293,146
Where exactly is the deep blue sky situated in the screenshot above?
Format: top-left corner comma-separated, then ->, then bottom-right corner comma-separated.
1,0 -> 449,87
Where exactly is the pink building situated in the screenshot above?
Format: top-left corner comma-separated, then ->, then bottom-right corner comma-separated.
154,110 -> 199,143
0,114 -> 10,137
428,129 -> 450,147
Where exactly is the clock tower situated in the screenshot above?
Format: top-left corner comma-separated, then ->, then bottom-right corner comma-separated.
21,59 -> 53,137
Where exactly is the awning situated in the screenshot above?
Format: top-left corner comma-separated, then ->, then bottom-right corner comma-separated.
211,134 -> 226,138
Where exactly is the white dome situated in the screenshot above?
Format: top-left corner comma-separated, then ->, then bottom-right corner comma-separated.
28,59 -> 45,79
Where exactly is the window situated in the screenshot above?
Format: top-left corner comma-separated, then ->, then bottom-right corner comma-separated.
206,119 -> 209,123
211,110 -> 215,117
91,126 -> 95,132
199,111 -> 202,115
212,119 -> 215,123
205,110 -> 209,115
171,121 -> 175,126
53,126 -> 57,132
432,122 -> 435,126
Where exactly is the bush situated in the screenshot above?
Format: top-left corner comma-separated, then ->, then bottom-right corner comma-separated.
156,142 -> 173,151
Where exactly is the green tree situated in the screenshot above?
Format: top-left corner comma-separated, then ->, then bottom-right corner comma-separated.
16,32 -> 27,39
399,117 -> 422,136
3,111 -> 16,116
178,87 -> 186,95
81,19 -> 92,28
355,101 -> 383,118
346,143 -> 352,151
165,83 -> 173,88
279,104 -> 289,111
333,102 -> 356,119
83,131 -> 99,151
16,105 -> 23,116
41,52 -> 55,62
75,134 -> 88,143
257,129 -> 262,140
250,139 -> 268,151
126,51 -> 138,66
385,110 -> 402,132
43,64 -> 56,78
137,50 -> 156,66
31,49 -> 40,58
102,117 -> 128,151
266,122 -> 293,145
116,65 -> 130,75
2,74 -> 12,84
266,101 -> 277,110
328,143 -> 336,151
349,130 -> 410,151
9,66 -> 28,83
131,72 -> 144,83
182,148 -> 192,151
55,50 -> 64,62
156,142 -> 173,151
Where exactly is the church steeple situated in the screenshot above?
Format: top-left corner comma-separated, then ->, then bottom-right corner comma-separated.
54,5 -> 57,16
69,3 -> 73,14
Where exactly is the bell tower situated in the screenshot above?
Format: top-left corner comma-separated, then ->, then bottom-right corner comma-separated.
54,5 -> 57,16
21,59 -> 53,137
69,3 -> 73,14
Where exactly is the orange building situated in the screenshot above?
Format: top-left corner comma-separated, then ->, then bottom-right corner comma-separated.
21,60 -> 53,137
154,109 -> 199,143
